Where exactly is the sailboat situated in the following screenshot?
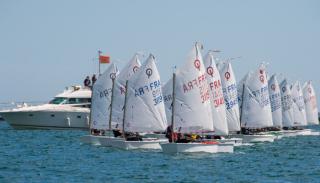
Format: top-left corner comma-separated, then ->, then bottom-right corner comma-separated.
217,61 -> 241,134
203,51 -> 242,145
99,54 -> 168,150
268,74 -> 282,130
160,43 -> 234,154
302,81 -> 320,135
162,77 -> 173,125
237,72 -> 252,117
303,81 -> 319,125
80,63 -> 118,145
291,81 -> 314,135
291,81 -> 308,126
279,79 -> 299,137
237,64 -> 276,142
266,74 -> 284,139
112,54 -> 141,128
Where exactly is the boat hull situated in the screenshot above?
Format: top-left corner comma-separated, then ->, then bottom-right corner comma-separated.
268,131 -> 284,140
98,136 -> 168,150
258,131 -> 284,140
80,135 -> 103,145
231,134 -> 275,143
160,142 -> 234,154
281,130 -> 299,137
295,129 -> 313,136
218,138 -> 243,146
1,111 -> 90,129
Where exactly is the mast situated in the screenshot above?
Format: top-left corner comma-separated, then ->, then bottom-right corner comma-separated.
122,80 -> 129,139
239,83 -> 246,134
171,73 -> 176,143
98,50 -> 102,75
108,76 -> 116,132
88,88 -> 94,134
240,83 -> 245,124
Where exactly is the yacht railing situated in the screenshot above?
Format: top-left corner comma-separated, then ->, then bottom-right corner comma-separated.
0,101 -> 46,110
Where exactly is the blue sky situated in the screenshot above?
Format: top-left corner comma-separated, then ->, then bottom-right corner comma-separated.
0,0 -> 319,106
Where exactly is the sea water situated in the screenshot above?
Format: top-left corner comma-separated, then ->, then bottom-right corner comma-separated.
0,122 -> 319,183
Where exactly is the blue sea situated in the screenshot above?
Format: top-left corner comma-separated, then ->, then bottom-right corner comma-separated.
0,122 -> 319,183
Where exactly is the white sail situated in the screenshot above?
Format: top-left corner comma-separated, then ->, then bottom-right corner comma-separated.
90,63 -> 118,130
237,72 -> 252,120
112,54 -> 141,127
303,81 -> 319,125
217,62 -> 241,132
124,54 -> 167,133
204,52 -> 228,135
268,74 -> 282,128
241,65 -> 273,128
162,78 -> 173,124
173,43 -> 213,133
291,81 -> 307,126
280,79 -> 294,127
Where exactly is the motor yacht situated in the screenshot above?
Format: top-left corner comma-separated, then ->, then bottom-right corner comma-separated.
0,86 -> 91,129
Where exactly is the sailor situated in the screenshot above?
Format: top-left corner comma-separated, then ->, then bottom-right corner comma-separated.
84,76 -> 91,87
165,125 -> 177,142
125,132 -> 142,141
113,129 -> 122,137
92,74 -> 97,86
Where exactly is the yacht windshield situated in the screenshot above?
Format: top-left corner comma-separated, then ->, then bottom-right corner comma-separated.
49,97 -> 91,106
49,97 -> 67,104
67,98 -> 91,104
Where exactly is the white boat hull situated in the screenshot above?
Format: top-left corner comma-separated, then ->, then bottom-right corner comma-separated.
98,136 -> 168,150
218,138 -> 243,146
282,129 -> 320,137
281,130 -> 299,137
80,135 -> 103,145
258,131 -> 284,140
270,132 -> 284,140
1,110 -> 90,129
295,129 -> 313,136
231,134 -> 275,143
308,131 -> 320,136
284,129 -> 319,136
160,142 -> 234,154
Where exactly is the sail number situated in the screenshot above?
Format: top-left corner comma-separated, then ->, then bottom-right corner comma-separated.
134,80 -> 164,106
223,83 -> 238,110
100,88 -> 112,98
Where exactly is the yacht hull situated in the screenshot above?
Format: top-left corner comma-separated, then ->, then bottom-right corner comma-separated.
1,111 -> 90,129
